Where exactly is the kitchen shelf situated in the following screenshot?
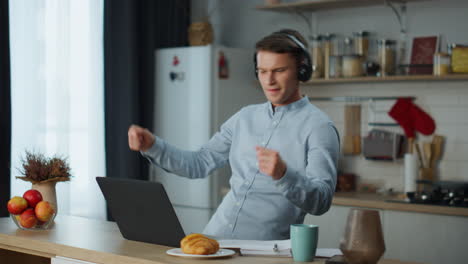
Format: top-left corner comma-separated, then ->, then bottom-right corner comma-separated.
302,74 -> 468,85
256,0 -> 426,12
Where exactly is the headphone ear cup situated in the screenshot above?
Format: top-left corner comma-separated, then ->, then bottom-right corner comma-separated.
253,52 -> 259,80
298,51 -> 312,82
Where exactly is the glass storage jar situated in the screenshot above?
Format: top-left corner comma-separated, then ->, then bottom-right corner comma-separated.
309,35 -> 324,78
342,55 -> 364,77
343,37 -> 354,56
377,39 -> 396,76
353,31 -> 370,58
323,33 -> 335,79
433,52 -> 450,76
329,55 -> 343,78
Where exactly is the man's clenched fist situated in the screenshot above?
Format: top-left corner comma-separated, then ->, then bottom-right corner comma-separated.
128,124 -> 155,152
256,146 -> 287,180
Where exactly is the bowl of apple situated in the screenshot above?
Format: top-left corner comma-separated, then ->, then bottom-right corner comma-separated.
7,189 -> 56,230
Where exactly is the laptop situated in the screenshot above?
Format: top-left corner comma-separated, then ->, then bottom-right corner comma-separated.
96,177 -> 186,247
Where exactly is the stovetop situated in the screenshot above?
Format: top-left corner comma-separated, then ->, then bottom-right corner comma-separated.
405,180 -> 468,208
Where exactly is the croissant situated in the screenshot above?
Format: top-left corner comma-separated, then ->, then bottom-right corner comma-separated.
180,233 -> 219,255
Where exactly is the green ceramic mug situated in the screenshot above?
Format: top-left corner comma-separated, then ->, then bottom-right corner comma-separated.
290,224 -> 319,262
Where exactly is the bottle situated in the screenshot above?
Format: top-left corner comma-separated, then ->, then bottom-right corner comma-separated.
218,51 -> 229,79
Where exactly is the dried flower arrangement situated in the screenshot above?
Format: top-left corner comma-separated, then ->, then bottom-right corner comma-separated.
16,151 -> 72,184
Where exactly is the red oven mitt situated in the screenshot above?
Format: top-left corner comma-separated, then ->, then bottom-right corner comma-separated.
388,98 -> 415,137
388,98 -> 436,137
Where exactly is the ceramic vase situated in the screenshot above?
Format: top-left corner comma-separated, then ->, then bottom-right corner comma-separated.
339,208 -> 385,264
32,181 -> 58,215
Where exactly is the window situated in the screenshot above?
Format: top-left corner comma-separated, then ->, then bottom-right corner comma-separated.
9,0 -> 106,220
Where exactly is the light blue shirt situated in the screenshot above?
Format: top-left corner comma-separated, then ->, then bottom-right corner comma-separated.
142,96 -> 340,240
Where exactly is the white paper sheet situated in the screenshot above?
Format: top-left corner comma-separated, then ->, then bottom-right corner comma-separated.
218,239 -> 342,258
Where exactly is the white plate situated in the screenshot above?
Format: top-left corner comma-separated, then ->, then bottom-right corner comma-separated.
166,248 -> 236,259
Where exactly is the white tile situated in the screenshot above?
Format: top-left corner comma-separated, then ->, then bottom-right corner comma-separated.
441,143 -> 468,162
439,161 -> 460,180
457,94 -> 468,106
373,82 -> 427,94
320,106 -> 344,123
427,81 -> 468,91
430,106 -> 468,125
433,125 -> 459,141
419,94 -> 459,106
455,125 -> 468,143
457,162 -> 468,181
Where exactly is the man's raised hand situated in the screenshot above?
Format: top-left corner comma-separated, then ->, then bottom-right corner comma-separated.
128,124 -> 155,152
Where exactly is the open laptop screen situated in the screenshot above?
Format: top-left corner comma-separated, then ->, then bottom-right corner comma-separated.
96,177 -> 185,247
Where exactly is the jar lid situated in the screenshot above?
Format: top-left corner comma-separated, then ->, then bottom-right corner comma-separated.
377,39 -> 396,45
309,34 -> 323,41
323,33 -> 336,40
353,31 -> 370,37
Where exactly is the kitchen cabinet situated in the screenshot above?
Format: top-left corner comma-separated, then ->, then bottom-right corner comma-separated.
382,210 -> 468,264
52,256 -> 96,264
305,205 -> 468,264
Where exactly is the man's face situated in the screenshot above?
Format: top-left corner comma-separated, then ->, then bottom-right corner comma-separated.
256,50 -> 301,107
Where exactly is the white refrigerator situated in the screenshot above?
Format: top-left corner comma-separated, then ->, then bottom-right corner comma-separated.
151,45 -> 265,234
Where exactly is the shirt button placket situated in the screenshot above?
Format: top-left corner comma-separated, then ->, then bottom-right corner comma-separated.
231,180 -> 249,236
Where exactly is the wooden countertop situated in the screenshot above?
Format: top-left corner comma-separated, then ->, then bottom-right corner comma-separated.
333,192 -> 468,217
0,215 -> 422,264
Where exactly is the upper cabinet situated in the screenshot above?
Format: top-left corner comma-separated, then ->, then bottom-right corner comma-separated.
256,0 -> 427,12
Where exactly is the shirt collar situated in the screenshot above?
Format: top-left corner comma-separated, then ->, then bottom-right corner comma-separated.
266,96 -> 309,115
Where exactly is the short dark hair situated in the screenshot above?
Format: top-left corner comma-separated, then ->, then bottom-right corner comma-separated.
255,29 -> 308,66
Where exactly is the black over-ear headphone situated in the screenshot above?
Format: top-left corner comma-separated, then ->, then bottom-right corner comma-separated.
254,33 -> 312,82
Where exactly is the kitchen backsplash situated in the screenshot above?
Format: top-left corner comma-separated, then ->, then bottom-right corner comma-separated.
304,80 -> 468,191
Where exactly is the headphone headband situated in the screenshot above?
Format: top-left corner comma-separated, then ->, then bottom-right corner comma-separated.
282,33 -> 306,51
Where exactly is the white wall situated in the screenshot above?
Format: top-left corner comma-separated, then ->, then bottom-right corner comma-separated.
194,0 -> 468,50
192,0 -> 468,191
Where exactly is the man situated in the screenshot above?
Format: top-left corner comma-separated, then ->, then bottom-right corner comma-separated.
128,29 -> 340,240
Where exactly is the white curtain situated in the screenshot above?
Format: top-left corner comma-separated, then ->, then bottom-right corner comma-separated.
9,0 -> 106,220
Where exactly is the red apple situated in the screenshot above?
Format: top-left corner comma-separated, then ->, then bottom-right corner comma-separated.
23,189 -> 43,208
19,208 -> 37,228
7,196 -> 28,215
34,201 -> 54,222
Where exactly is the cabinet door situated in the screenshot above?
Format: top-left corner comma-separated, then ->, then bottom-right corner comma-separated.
52,256 -> 97,264
305,205 -> 350,248
304,205 -> 385,248
383,210 -> 468,264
